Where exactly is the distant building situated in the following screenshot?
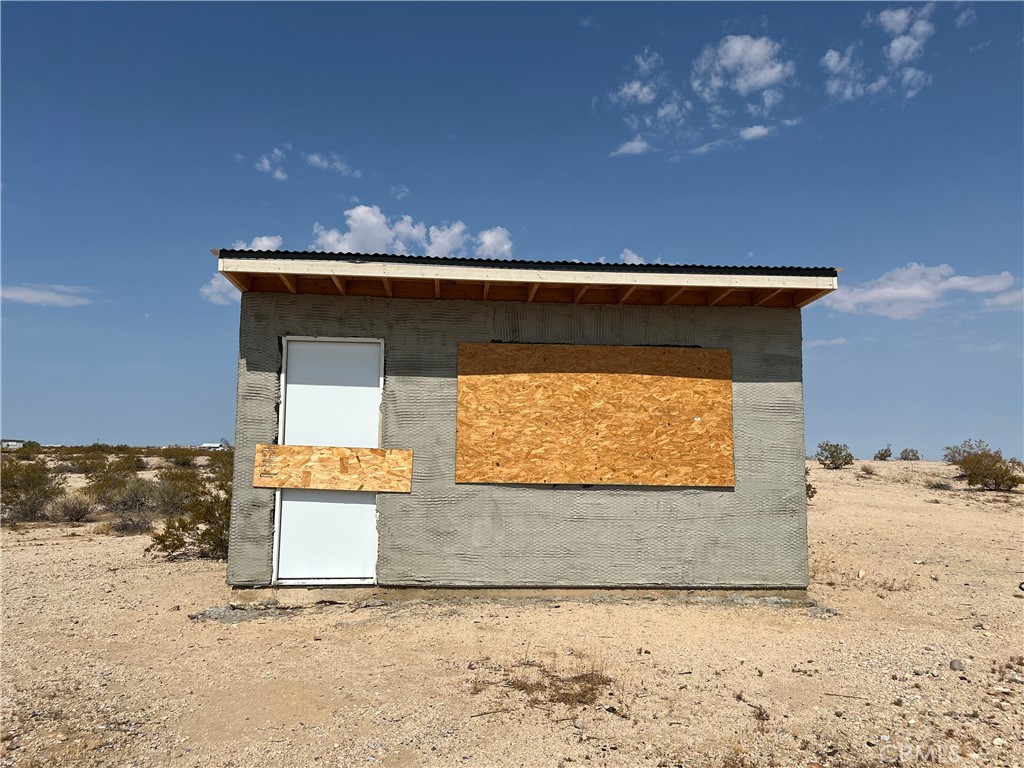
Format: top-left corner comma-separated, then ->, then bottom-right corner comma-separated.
1,439 -> 26,450
198,439 -> 232,451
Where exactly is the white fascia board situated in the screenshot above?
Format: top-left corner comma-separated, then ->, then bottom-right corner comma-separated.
219,257 -> 837,292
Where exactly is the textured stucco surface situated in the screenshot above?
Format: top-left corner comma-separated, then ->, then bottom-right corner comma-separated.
227,293 -> 808,588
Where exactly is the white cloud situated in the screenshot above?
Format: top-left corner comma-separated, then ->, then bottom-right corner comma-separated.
969,39 -> 994,53
739,125 -> 770,141
821,44 -> 867,101
303,152 -> 361,178
425,222 -> 468,258
900,67 -> 932,98
691,35 -> 796,110
781,117 -> 803,127
0,284 -> 94,307
866,3 -> 937,99
313,205 -> 394,253
390,184 -> 410,200
230,235 -> 284,251
804,337 -> 848,349
955,6 -> 976,29
634,46 -> 663,77
823,262 -> 1016,319
619,248 -> 645,265
310,204 -> 510,260
254,147 -> 287,181
689,139 -> 729,156
982,288 -> 1024,311
579,14 -> 598,29
476,227 -> 513,259
614,80 -> 658,105
957,342 -> 1014,353
610,135 -> 653,157
199,274 -> 240,306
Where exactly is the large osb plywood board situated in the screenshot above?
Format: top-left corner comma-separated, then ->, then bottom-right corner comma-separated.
456,343 -> 734,487
253,444 -> 413,493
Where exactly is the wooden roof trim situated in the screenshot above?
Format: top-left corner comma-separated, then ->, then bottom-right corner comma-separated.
219,256 -> 838,293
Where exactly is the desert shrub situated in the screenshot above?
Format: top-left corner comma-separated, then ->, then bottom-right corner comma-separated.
860,464 -> 875,476
153,467 -> 206,518
162,447 -> 197,468
1,455 -> 66,523
84,461 -> 136,507
815,442 -> 854,470
148,474 -> 231,560
805,467 -> 817,500
52,456 -> 106,475
958,449 -> 1024,491
873,445 -> 893,461
926,480 -> 953,491
13,441 -> 42,460
943,438 -> 990,465
108,453 -> 146,473
898,448 -> 922,461
49,493 -> 97,523
205,449 -> 234,485
106,478 -> 158,534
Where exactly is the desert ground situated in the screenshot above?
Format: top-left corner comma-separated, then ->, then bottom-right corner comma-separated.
1,460 -> 1021,767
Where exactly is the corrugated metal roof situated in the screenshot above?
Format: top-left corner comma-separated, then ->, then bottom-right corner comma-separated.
217,249 -> 839,278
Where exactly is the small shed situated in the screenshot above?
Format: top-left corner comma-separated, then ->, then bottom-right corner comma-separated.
215,250 -> 838,589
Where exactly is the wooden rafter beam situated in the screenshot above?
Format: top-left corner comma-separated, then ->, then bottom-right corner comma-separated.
482,281 -> 490,301
793,288 -> 832,308
751,288 -> 783,307
278,274 -> 297,293
662,286 -> 688,305
707,287 -> 733,306
331,275 -> 346,295
572,285 -> 591,304
381,277 -> 392,297
222,272 -> 251,292
617,286 -> 638,305
526,283 -> 540,302
434,279 -> 441,299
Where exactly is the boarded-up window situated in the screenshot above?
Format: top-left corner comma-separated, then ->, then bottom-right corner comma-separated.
455,343 -> 734,487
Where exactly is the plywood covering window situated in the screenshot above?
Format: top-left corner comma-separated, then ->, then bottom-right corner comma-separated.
456,343 -> 734,487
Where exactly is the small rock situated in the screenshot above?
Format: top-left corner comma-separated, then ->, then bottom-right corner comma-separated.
950,659 -> 965,671
857,570 -> 865,579
924,645 -> 936,651
893,698 -> 904,707
992,738 -> 1005,747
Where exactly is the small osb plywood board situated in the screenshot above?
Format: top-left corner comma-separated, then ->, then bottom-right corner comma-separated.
456,343 -> 734,487
253,444 -> 413,493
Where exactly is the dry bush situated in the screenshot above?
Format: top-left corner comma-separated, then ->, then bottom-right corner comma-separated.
815,442 -> 854,470
898,448 -> 922,461
1,455 -> 66,523
959,449 -> 1023,491
162,447 -> 198,468
106,478 -> 158,534
805,467 -> 817,500
49,493 -> 97,523
926,480 -> 953,491
147,461 -> 231,560
873,444 -> 893,461
943,438 -> 990,465
859,464 -> 875,476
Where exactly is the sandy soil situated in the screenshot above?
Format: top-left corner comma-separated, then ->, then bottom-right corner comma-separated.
2,460 -> 1021,767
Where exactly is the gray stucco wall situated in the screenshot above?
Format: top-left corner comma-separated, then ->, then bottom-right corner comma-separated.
227,293 -> 808,588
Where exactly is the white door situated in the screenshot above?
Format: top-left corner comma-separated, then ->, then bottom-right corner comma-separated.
275,338 -> 382,583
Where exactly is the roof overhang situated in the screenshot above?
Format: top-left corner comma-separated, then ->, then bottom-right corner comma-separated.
214,250 -> 839,309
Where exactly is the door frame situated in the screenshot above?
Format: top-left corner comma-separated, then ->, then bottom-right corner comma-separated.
271,335 -> 385,586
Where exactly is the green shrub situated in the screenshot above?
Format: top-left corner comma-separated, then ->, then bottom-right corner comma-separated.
13,441 -> 42,460
52,456 -> 106,475
1,455 -> 66,523
49,493 -> 97,523
815,442 -> 854,470
162,447 -> 197,468
805,467 -> 817,501
943,439 -> 990,465
107,478 -> 158,534
873,445 -> 893,461
898,448 -> 922,461
958,449 -> 1023,491
153,467 -> 206,518
148,474 -> 231,560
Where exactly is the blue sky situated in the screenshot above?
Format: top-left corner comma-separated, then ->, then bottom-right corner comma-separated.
2,2 -> 1022,459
